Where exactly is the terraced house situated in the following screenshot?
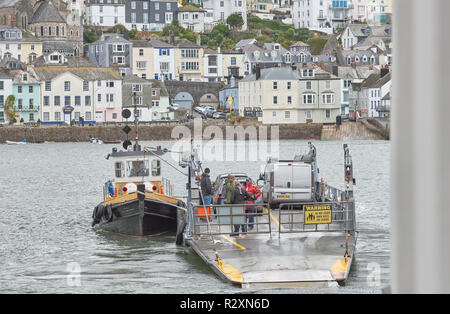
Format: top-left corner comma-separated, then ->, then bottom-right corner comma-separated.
34,51 -> 121,124
0,26 -> 42,63
239,66 -> 341,124
131,40 -> 154,80
0,70 -> 13,124
10,68 -> 40,123
175,39 -> 204,81
125,0 -> 178,31
86,0 -> 126,27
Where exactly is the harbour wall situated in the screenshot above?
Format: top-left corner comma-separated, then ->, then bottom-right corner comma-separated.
0,120 -> 388,143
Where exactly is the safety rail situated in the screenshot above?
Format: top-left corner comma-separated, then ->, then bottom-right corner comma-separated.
162,177 -> 174,196
278,200 -> 355,234
191,204 -> 272,237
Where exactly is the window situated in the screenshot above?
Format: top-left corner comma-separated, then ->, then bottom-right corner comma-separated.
139,49 -> 144,56
322,93 -> 335,104
131,1 -> 136,9
113,56 -> 125,65
45,81 -> 51,91
43,112 -> 49,121
303,94 -> 315,104
29,86 -> 33,93
75,96 -> 81,106
273,96 -> 278,104
18,86 -> 22,94
55,112 -> 61,121
306,110 -> 312,119
107,94 -> 114,102
18,99 -> 23,109
86,112 -> 92,121
273,82 -> 278,90
0,81 -> 3,90
152,90 -> 156,96
74,112 -> 80,121
112,113 -> 117,120
287,96 -> 292,105
136,61 -> 147,69
272,111 -> 277,117
54,96 -> 60,106
127,160 -> 149,177
29,99 -> 34,109
133,84 -> 142,92
85,96 -> 91,106
44,96 -> 50,106
231,57 -> 236,65
64,81 -> 70,91
287,82 -> 291,90
115,162 -> 124,178
285,111 -> 291,119
306,81 -> 312,89
181,49 -> 199,58
65,96 -> 71,106
0,95 -> 3,107
107,81 -> 114,88
302,69 -> 314,77
166,3 -> 171,10
83,81 -> 89,91
98,94 -> 102,102
326,109 -> 331,118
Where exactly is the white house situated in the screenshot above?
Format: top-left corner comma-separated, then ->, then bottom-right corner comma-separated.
93,77 -> 124,123
203,48 -> 223,82
178,4 -> 206,33
203,0 -> 248,31
151,40 -> 175,81
85,0 -> 126,27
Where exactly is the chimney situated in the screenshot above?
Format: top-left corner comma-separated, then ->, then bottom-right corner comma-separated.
332,65 -> 338,77
381,67 -> 389,78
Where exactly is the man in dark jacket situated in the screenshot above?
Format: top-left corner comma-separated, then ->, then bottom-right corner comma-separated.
230,181 -> 252,237
200,168 -> 213,206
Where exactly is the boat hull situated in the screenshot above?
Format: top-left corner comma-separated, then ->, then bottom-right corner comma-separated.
94,198 -> 178,236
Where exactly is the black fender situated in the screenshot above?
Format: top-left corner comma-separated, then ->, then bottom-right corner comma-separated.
103,204 -> 113,223
175,200 -> 187,245
92,203 -> 105,226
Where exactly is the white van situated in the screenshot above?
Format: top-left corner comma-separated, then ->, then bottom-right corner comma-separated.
260,143 -> 318,209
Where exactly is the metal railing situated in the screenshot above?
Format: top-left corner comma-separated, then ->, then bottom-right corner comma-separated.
278,200 -> 355,234
191,204 -> 272,237
162,177 -> 174,196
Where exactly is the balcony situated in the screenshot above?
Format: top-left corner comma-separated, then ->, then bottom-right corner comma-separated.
329,3 -> 354,10
317,15 -> 327,20
376,105 -> 391,113
16,105 -> 39,112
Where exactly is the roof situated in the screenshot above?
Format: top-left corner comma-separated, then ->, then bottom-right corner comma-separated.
361,72 -> 391,89
93,34 -> 130,45
149,79 -> 169,96
32,1 -> 66,24
234,39 -> 257,50
176,38 -> 200,48
290,41 -> 310,48
179,4 -> 206,12
148,40 -> 174,48
34,55 -> 96,67
321,34 -> 339,55
131,40 -> 153,48
122,74 -> 152,84
241,67 -> 300,82
0,0 -> 19,9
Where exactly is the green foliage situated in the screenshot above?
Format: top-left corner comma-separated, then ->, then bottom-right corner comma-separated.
210,24 -> 230,38
4,95 -> 16,122
106,24 -> 127,34
221,38 -> 235,50
83,25 -> 99,43
307,37 -> 329,55
226,13 -> 244,30
20,118 -> 24,123
128,29 -> 139,40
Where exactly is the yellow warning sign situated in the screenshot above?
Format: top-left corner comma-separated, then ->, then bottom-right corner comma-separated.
304,204 -> 332,224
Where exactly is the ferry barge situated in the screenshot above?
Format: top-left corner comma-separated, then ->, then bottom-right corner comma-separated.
179,143 -> 357,287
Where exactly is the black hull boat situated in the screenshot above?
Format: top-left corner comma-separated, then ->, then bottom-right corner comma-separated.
92,191 -> 185,237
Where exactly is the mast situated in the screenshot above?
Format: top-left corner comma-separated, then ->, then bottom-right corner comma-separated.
133,92 -> 141,151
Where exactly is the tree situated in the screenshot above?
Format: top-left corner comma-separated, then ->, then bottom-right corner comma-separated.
83,26 -> 99,43
221,38 -> 235,51
210,24 -> 230,38
4,95 -> 16,123
226,13 -> 244,30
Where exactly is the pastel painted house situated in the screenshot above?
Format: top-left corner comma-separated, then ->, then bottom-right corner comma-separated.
11,69 -> 41,123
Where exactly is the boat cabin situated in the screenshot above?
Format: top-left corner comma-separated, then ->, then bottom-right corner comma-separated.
106,149 -> 165,198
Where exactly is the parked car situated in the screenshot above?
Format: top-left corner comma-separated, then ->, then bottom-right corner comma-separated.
213,112 -> 227,119
212,173 -> 253,204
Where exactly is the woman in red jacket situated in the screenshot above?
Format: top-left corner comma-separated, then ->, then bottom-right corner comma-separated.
243,179 -> 262,231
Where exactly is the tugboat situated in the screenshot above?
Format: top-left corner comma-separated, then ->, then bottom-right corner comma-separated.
91,100 -> 185,237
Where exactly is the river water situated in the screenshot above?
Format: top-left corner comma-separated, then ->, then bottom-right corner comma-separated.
0,140 -> 390,294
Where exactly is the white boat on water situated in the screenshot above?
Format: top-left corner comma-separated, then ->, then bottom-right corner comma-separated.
6,140 -> 27,145
90,138 -> 104,144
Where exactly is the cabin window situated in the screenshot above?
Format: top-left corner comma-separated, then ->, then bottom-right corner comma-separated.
115,162 -> 124,178
151,160 -> 161,176
127,160 -> 149,177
